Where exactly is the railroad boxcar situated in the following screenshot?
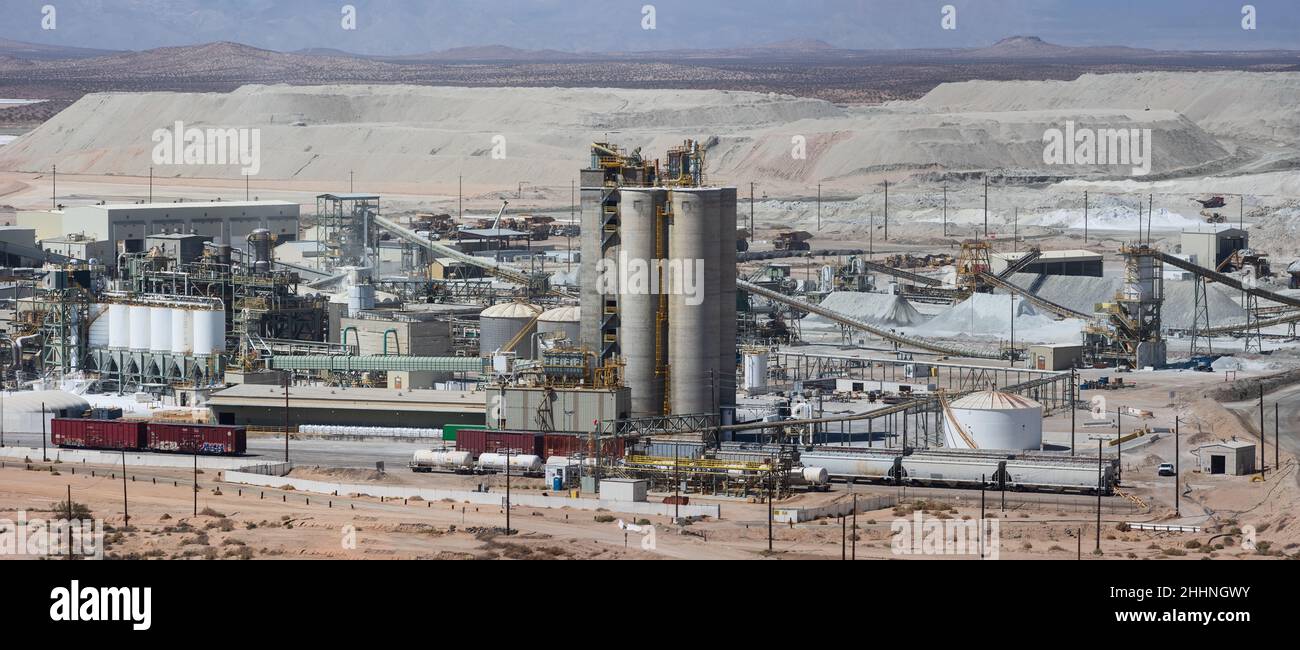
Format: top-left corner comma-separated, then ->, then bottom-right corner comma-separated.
146,423 -> 247,455
51,418 -> 148,451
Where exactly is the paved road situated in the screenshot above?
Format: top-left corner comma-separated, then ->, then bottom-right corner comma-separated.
0,432 -> 432,470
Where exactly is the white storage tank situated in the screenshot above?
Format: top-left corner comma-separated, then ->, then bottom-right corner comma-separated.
536,305 -> 581,346
128,305 -> 151,351
108,304 -> 130,350
171,309 -> 194,355
943,390 -> 1043,451
149,307 -> 172,353
346,284 -> 376,312
742,350 -> 768,393
479,302 -> 543,359
477,453 -> 543,474
89,304 -> 110,349
192,309 -> 225,356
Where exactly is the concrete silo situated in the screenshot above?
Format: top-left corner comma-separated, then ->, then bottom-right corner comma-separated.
619,188 -> 670,417
716,187 -> 738,408
669,188 -> 722,415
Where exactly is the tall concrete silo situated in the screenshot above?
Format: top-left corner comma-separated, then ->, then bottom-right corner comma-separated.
669,188 -> 722,415
619,188 -> 670,417
716,187 -> 738,408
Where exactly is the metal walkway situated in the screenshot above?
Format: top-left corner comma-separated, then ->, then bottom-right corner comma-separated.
738,280 -> 1002,359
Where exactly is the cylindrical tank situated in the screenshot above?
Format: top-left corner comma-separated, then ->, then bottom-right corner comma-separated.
89,304 -> 111,349
669,189 -> 722,415
618,188 -> 670,417
477,453 -> 543,473
412,450 -> 474,470
192,309 -> 225,356
149,306 -> 172,353
742,350 -> 768,393
128,305 -> 151,351
788,466 -> 829,485
943,390 -> 1044,450
346,285 -> 375,312
108,304 -> 130,350
717,187 -> 738,408
479,302 -> 542,359
537,305 -> 582,347
248,228 -> 274,274
171,309 -> 194,355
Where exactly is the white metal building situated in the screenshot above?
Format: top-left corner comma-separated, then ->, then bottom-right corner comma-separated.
41,200 -> 299,252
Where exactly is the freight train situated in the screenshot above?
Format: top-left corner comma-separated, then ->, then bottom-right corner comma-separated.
51,419 -> 247,455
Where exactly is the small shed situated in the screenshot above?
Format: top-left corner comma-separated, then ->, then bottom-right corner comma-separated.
1196,440 -> 1256,475
599,478 -> 648,502
1027,344 -> 1084,371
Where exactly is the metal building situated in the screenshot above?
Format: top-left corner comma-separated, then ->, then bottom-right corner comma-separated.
1181,227 -> 1247,269
56,200 -> 299,252
1196,441 -> 1256,475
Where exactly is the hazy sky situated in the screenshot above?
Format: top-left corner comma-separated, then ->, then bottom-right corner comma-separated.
4,0 -> 1298,54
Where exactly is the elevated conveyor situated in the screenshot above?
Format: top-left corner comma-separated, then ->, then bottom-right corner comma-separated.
1154,251 -> 1300,309
996,249 -> 1042,279
738,280 -> 1002,359
977,271 -> 1092,320
858,259 -> 944,287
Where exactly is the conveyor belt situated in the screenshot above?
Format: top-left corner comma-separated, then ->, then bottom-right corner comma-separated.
996,249 -> 1042,279
978,271 -> 1092,320
1154,251 -> 1300,309
372,214 -> 574,298
1192,310 -> 1300,336
857,259 -> 944,287
738,280 -> 1002,359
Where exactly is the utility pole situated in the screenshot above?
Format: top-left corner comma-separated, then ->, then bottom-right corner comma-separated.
883,180 -> 889,241
1,390 -> 5,447
1009,294 -> 1015,367
52,165 -> 56,210
505,445 -> 512,534
979,474 -> 986,559
349,170 -> 354,193
245,173 -> 250,201
673,442 -> 680,523
1259,385 -> 1266,479
851,493 -> 857,560
816,184 -> 821,231
1095,437 -> 1103,553
983,173 -> 988,238
458,174 -> 463,219
193,438 -> 198,517
284,374 -> 291,463
66,484 -> 73,560
1069,368 -> 1076,456
149,167 -> 153,203
841,514 -> 846,560
941,184 -> 947,237
1276,402 -> 1280,474
1239,194 -> 1244,230
1083,191 -> 1088,242
767,472 -> 774,553
1174,417 -> 1180,517
121,449 -> 129,527
749,181 -> 755,244
42,402 -> 47,461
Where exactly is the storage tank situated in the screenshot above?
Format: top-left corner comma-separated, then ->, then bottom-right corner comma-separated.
88,305 -> 110,349
479,302 -> 542,359
537,305 -> 582,347
149,306 -> 172,353
346,284 -> 375,313
943,390 -> 1043,451
619,188 -> 670,417
192,309 -> 226,356
669,189 -> 722,415
742,349 -> 768,393
128,305 -> 151,351
170,309 -> 193,355
477,453 -> 543,474
247,228 -> 274,274
108,304 -> 130,350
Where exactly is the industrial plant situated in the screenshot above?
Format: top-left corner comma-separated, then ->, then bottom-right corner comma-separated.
2,1 -> 1299,568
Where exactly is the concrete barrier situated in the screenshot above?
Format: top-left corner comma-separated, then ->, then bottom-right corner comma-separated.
773,494 -> 896,523
222,470 -> 721,519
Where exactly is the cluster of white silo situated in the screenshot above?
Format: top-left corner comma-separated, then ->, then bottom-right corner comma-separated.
102,302 -> 225,356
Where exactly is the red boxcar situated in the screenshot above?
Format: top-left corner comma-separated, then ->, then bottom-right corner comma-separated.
456,430 -> 544,458
146,423 -> 247,455
51,418 -> 147,451
542,433 -> 624,460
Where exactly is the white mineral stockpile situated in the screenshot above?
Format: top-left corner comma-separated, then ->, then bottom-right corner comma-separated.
907,293 -> 1084,343
802,291 -> 928,330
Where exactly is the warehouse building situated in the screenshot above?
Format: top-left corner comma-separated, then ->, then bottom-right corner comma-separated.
1181,227 -> 1247,269
25,200 -> 299,253
1196,440 -> 1256,475
207,384 -> 485,429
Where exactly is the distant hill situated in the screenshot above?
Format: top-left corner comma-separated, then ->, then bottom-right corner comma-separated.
0,38 -> 119,60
